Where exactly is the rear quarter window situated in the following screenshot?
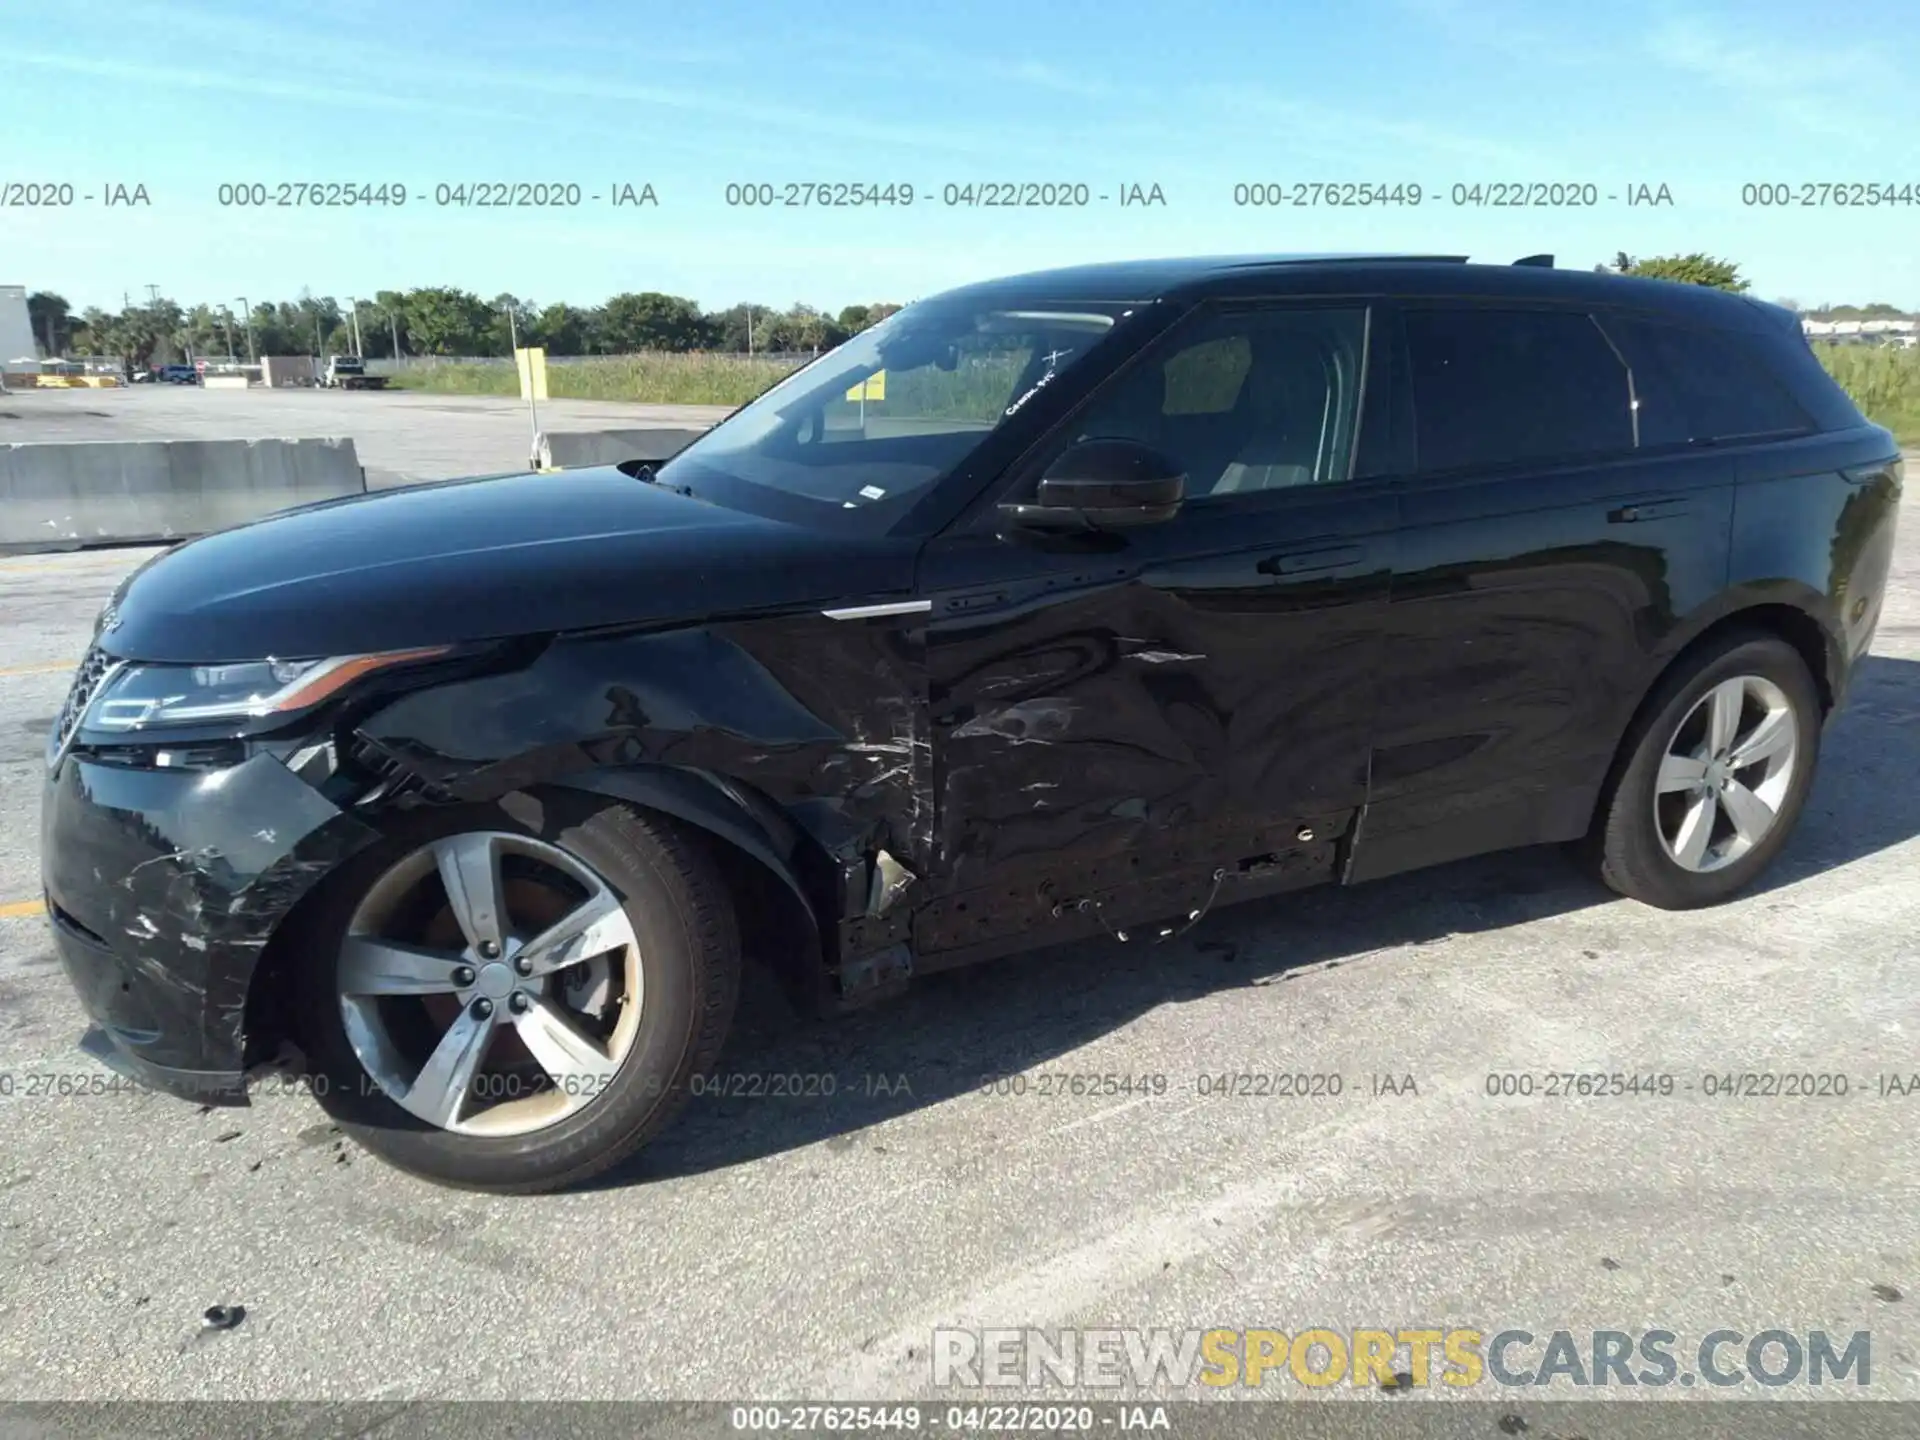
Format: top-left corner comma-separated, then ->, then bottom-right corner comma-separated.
1599,316 -> 1818,445
1748,324 -> 1871,433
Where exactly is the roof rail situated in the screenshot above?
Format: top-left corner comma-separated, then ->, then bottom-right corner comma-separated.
1512,253 -> 1555,267
1224,254 -> 1469,269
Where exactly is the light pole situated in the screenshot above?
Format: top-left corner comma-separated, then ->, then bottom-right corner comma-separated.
344,296 -> 364,358
234,297 -> 255,362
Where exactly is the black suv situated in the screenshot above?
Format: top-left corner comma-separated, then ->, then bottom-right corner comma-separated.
42,254 -> 1902,1192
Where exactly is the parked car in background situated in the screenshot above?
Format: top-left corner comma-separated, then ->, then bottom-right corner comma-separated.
154,364 -> 199,385
42,253 -> 1902,1192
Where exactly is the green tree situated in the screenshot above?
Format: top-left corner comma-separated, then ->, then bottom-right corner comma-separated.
593,291 -> 710,352
487,293 -> 535,355
72,306 -> 115,360
372,290 -> 408,357
81,300 -> 184,369
280,293 -> 345,357
707,302 -> 765,352
1610,252 -> 1750,292
253,301 -> 310,357
402,287 -> 494,355
750,308 -> 792,353
182,303 -> 231,360
51,287 -> 909,363
238,300 -> 281,358
782,304 -> 834,353
531,301 -> 589,353
833,303 -> 906,339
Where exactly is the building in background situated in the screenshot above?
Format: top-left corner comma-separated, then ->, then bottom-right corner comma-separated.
0,286 -> 41,373
1802,317 -> 1919,349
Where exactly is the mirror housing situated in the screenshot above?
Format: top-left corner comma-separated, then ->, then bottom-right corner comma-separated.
998,439 -> 1185,531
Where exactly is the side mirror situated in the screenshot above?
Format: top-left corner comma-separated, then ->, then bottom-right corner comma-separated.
998,439 -> 1185,532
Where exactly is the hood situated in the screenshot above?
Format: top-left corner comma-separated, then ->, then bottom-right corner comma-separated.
100,467 -> 915,663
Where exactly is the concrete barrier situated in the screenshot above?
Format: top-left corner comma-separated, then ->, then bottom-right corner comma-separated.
536,427 -> 709,471
0,437 -> 367,553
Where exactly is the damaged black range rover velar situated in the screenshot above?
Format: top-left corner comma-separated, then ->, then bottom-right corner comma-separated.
43,255 -> 1901,1191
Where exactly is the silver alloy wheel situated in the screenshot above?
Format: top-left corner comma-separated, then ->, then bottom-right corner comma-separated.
1654,674 -> 1800,874
337,831 -> 643,1137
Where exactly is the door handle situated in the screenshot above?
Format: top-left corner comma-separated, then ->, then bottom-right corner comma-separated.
1608,498 -> 1690,524
1258,544 -> 1366,576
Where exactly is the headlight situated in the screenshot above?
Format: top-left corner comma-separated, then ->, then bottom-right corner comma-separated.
86,647 -> 450,732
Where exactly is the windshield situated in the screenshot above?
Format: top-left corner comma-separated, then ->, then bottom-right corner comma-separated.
655,301 -> 1127,528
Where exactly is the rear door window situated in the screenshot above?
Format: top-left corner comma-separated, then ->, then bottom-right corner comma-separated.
1403,306 -> 1634,475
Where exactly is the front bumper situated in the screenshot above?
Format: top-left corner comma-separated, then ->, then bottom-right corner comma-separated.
41,749 -> 380,1105
77,1019 -> 249,1103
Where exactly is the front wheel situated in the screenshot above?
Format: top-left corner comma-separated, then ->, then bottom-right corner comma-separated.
1588,632 -> 1823,910
297,795 -> 740,1192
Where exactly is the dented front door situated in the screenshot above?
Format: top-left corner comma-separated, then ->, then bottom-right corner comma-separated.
919,482 -> 1398,901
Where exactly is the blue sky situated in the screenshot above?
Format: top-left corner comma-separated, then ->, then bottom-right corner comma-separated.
5,0 -> 1919,314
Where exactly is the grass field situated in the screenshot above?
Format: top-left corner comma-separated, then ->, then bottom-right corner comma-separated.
390,344 -> 1920,446
387,353 -> 802,407
1814,343 -> 1920,446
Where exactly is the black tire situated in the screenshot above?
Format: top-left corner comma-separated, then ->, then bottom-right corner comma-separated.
1587,632 -> 1822,909
296,792 -> 740,1193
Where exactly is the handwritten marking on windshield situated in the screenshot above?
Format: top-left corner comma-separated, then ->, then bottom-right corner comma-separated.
1004,368 -> 1058,418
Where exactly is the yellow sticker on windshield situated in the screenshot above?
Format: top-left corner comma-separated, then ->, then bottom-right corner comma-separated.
845,370 -> 886,402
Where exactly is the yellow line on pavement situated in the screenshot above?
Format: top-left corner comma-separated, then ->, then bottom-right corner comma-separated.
0,899 -> 45,920
0,661 -> 77,678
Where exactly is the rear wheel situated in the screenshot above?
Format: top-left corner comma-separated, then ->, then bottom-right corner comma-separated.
1589,633 -> 1822,909
297,795 -> 739,1192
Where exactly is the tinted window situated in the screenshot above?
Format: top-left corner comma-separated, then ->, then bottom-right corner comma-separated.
1029,305 -> 1368,498
1754,326 -> 1867,432
1602,316 -> 1817,445
1404,307 -> 1632,474
1405,305 -> 1628,474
